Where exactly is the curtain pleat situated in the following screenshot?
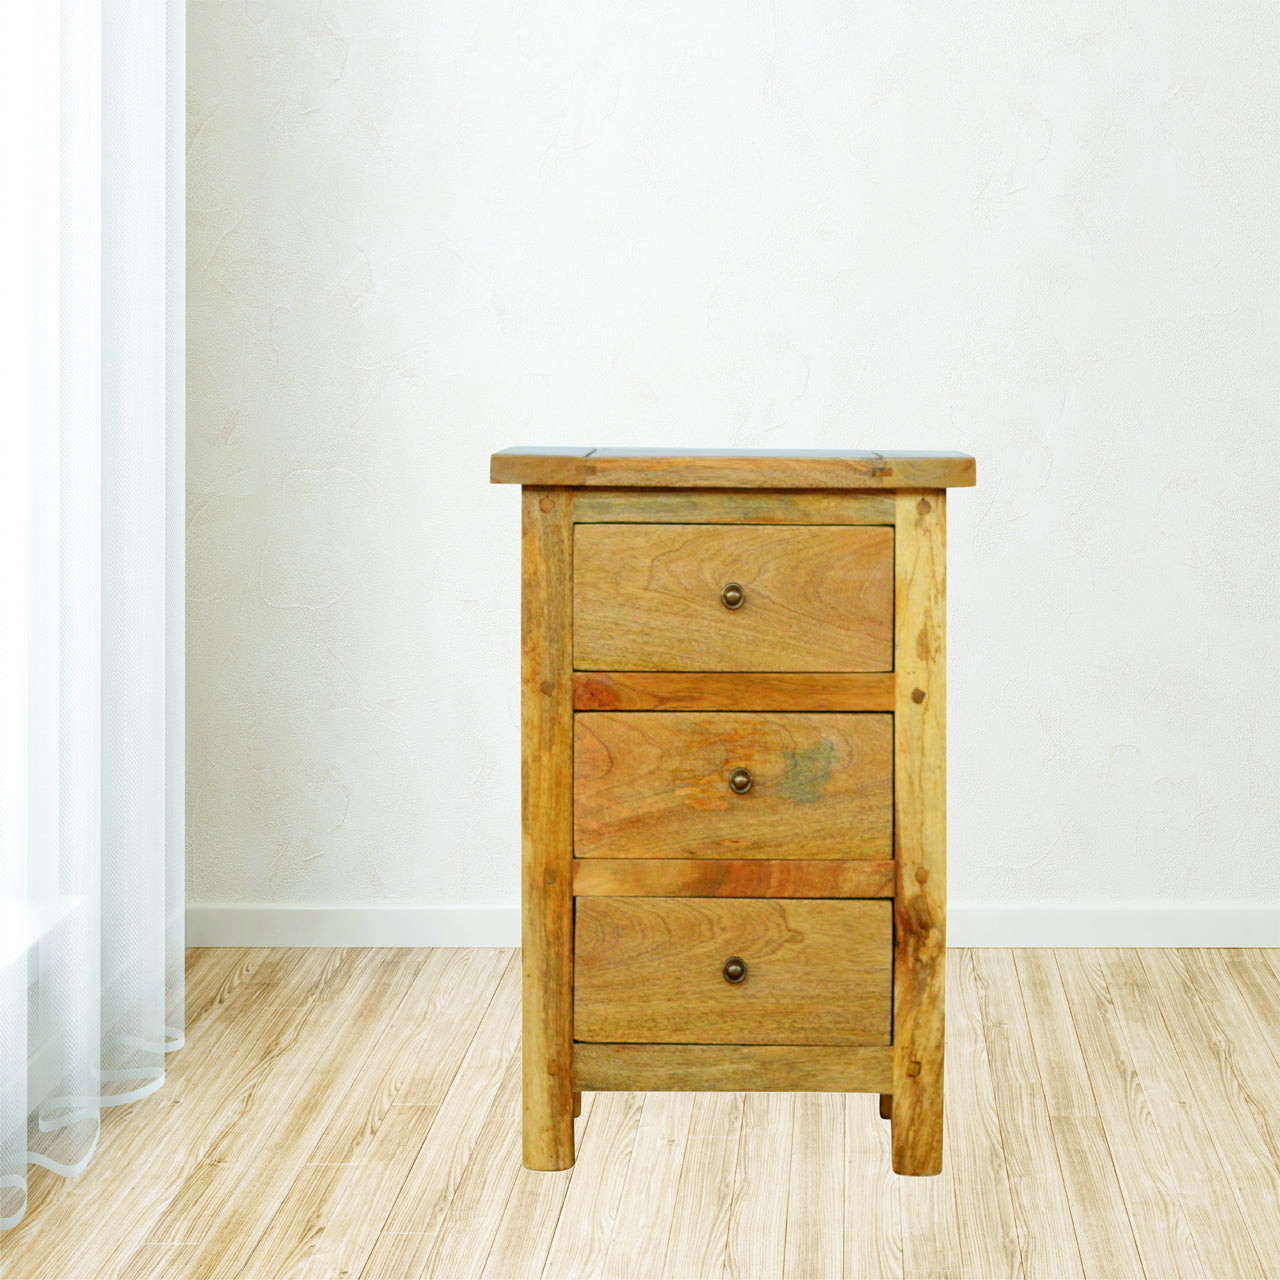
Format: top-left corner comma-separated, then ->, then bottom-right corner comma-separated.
0,0 -> 183,1233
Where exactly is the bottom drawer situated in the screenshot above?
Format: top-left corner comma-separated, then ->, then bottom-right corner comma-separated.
574,897 -> 892,1046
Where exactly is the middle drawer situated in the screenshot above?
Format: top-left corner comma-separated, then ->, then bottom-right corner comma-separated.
574,711 -> 892,860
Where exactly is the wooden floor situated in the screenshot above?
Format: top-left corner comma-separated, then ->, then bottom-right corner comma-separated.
3,947 -> 1280,1280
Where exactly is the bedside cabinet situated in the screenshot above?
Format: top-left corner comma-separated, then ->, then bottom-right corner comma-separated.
490,448 -> 975,1177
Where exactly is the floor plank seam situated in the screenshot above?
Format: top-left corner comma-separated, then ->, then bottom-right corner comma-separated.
1008,949 -> 1091,1280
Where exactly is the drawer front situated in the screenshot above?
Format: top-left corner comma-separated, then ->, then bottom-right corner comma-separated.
573,524 -> 893,672
574,712 -> 892,860
574,897 -> 892,1045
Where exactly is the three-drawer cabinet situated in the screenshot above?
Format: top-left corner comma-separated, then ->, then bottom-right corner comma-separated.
491,447 -> 975,1177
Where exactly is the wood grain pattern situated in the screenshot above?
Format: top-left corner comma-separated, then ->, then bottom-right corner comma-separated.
1012,948 -> 1096,1117
968,950 -> 1084,1280
572,487 -> 895,524
599,1093 -> 695,1279
1,951 -> 319,1280
491,447 -> 977,490
725,1093 -> 793,1280
522,485 -> 576,1170
572,858 -> 896,899
297,950 -> 517,1280
1047,1115 -> 1145,1280
1053,949 -> 1204,1279
1221,949 -> 1280,1069
419,1048 -> 525,1279
235,950 -> 499,1279
947,950 -> 1022,1279
7,952 -> 334,1279
573,1043 -> 893,1093
573,671 -> 896,712
660,1092 -> 742,1280
177,952 -> 432,1280
845,1093 -> 904,1280
1097,948 -> 1270,1280
1013,952 -> 1145,1280
575,712 -> 892,861
891,489 -> 947,1176
1134,949 -> 1280,1275
477,1098 -> 592,1280
574,897 -> 893,1045
116,1242 -> 196,1280
356,956 -> 522,1279
116,952 -> 394,1278
538,1090 -> 646,1280
573,523 -> 893,672
898,1114 -> 961,1280
785,1093 -> 845,1279
10,946 -> 1280,1280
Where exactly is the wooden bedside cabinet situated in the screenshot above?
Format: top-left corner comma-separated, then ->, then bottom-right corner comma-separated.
491,448 -> 975,1177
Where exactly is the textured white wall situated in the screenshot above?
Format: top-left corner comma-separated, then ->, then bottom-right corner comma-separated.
188,0 -> 1280,936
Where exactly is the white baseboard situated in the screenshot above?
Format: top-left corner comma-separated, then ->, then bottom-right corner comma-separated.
188,902 -> 1278,949
185,904 -> 520,948
949,904 -> 1280,948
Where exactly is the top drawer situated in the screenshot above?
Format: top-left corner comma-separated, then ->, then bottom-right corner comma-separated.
573,524 -> 893,672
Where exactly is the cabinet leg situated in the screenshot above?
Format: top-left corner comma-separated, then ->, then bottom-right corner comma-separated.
879,1093 -> 892,1121
522,1048 -> 574,1170
891,488 -> 946,1177
521,486 -> 576,1172
891,1048 -> 943,1175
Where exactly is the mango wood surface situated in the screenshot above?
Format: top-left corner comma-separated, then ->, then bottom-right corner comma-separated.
573,671 -> 895,712
572,858 -> 896,899
520,486 -> 575,1170
574,897 -> 892,1045
10,945 -> 1280,1280
572,487 -> 895,524
891,488 -> 947,1176
573,1043 -> 894,1094
575,711 -> 892,861
573,523 -> 893,672
491,447 -> 977,490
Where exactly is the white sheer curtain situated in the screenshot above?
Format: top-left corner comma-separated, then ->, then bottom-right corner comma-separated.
0,0 -> 184,1232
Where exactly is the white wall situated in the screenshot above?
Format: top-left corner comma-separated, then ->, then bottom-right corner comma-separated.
187,0 -> 1280,946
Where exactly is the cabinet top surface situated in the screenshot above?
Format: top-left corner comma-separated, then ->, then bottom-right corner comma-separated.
490,447 -> 975,490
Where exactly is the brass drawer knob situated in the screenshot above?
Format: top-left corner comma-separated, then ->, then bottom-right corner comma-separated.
728,767 -> 753,795
723,956 -> 747,984
720,581 -> 746,610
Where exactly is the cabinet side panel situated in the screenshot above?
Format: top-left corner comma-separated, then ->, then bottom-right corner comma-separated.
892,488 -> 947,1176
521,485 -> 575,1169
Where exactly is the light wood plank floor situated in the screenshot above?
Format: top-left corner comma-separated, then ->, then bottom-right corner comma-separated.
3,947 -> 1279,1280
